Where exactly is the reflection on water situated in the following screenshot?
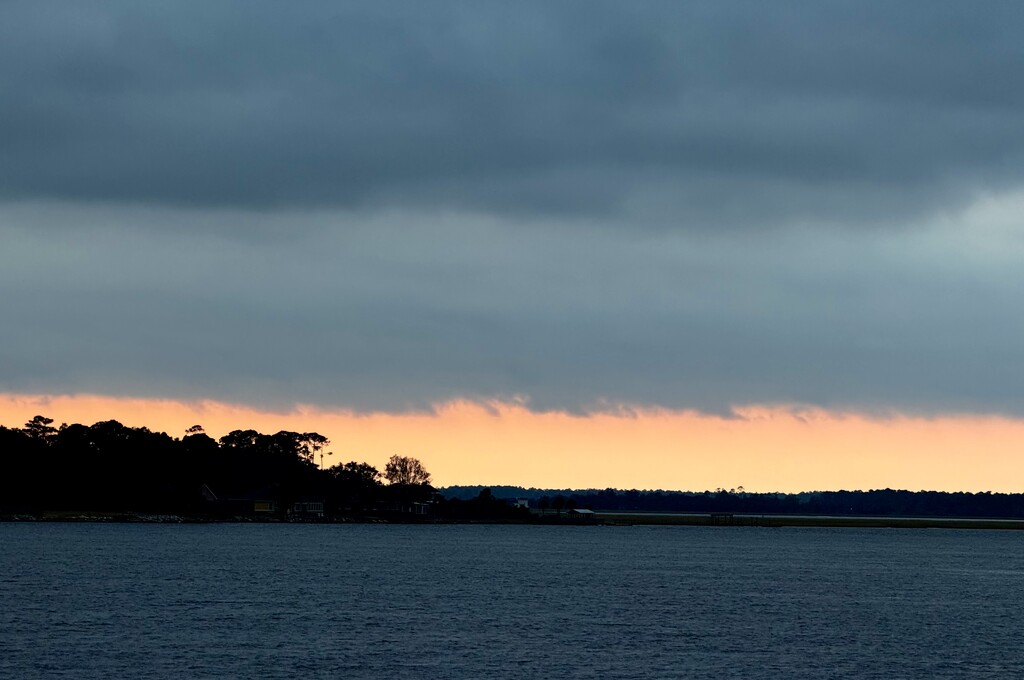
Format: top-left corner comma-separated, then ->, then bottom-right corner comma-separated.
2,523 -> 1022,679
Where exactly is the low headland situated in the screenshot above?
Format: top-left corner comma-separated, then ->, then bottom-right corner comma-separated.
4,417 -> 1024,529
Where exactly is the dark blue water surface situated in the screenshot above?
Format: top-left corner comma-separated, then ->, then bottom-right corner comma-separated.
2,523 -> 1023,678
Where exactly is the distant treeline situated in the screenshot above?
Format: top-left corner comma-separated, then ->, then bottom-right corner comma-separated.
0,416 -> 526,521
443,486 -> 1024,519
5,415 -> 1022,521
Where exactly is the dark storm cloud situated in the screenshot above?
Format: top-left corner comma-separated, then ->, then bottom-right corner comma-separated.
3,1 -> 1024,226
3,205 -> 1024,415
4,3 -> 1024,417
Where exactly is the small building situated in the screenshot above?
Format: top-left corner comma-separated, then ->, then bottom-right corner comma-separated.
201,484 -> 278,516
291,500 -> 324,517
200,484 -> 219,503
566,508 -> 597,522
254,500 -> 277,514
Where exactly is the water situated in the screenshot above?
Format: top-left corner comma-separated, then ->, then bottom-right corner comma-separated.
2,523 -> 1023,678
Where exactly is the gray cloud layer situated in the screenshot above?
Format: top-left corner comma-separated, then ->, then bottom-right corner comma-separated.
3,202 -> 1024,415
3,2 -> 1024,227
3,3 -> 1024,415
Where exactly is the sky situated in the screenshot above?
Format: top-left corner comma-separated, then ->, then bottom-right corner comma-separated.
2,2 -> 1024,491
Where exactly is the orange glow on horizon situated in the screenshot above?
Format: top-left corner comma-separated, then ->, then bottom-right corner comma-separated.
1,392 -> 1022,493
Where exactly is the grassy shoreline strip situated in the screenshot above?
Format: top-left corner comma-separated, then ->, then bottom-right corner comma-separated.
597,513 -> 1024,530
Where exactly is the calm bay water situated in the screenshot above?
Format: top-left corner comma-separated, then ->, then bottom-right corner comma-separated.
2,523 -> 1023,678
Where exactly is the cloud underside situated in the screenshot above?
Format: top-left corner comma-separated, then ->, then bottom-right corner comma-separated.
3,199 -> 1023,416
2,2 -> 1024,226
2,2 -> 1024,415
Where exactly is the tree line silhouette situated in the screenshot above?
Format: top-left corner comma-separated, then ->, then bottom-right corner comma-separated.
4,415 -> 1023,521
444,485 -> 1024,519
0,416 -> 500,519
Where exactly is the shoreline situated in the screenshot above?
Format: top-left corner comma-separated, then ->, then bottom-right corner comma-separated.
7,510 -> 1024,530
598,512 -> 1024,530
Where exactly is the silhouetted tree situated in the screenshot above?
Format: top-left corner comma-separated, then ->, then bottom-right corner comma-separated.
23,415 -> 57,442
299,432 -> 330,466
384,455 -> 431,486
330,461 -> 381,486
0,426 -> 42,510
552,495 -> 566,516
220,429 -> 261,450
539,496 -> 550,515
328,461 -> 383,513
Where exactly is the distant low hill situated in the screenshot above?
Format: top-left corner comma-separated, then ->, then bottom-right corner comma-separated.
441,486 -> 1024,519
